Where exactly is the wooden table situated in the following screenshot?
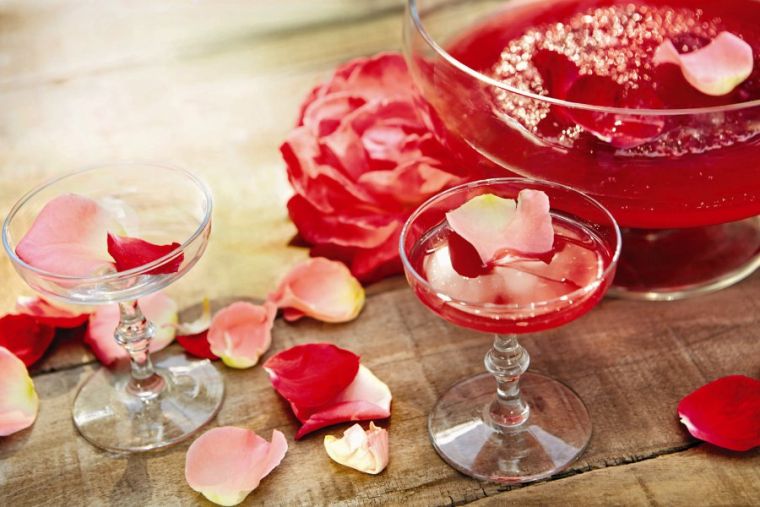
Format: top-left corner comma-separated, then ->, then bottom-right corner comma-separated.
1,1 -> 758,505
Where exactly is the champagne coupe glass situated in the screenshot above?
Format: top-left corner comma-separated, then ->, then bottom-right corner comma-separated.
2,162 -> 223,452
403,0 -> 760,300
400,178 -> 620,483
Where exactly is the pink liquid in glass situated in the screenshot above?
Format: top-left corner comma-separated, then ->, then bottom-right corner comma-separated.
408,214 -> 616,334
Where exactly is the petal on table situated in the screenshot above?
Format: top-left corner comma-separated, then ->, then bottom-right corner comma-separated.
106,233 -> 183,275
176,298 -> 212,336
15,296 -> 90,329
0,314 -> 56,367
677,375 -> 760,451
654,32 -> 754,96
268,258 -> 365,323
295,364 -> 392,439
84,292 -> 178,365
324,422 -> 389,474
263,343 -> 360,408
14,193 -> 118,277
177,331 -> 218,360
185,427 -> 288,506
0,346 -> 39,436
207,302 -> 276,369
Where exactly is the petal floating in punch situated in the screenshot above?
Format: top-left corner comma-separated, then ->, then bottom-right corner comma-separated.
268,258 -> 365,323
16,296 -> 89,329
445,194 -> 517,265
106,232 -> 183,275
678,375 -> 760,451
185,427 -> 288,506
654,32 -> 754,96
324,422 -> 389,474
499,189 -> 554,256
84,292 -> 178,365
15,193 -> 118,277
0,314 -> 55,367
207,302 -> 276,369
0,346 -> 39,436
293,364 -> 392,439
263,343 -> 360,408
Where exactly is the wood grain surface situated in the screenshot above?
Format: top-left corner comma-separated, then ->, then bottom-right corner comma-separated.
1,1 -> 758,506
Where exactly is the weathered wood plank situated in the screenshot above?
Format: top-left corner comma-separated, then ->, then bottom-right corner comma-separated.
2,275 -> 758,506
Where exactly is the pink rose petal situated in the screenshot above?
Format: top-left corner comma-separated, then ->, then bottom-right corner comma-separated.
207,302 -> 276,369
499,189 -> 554,256
0,346 -> 39,436
654,32 -> 754,96
15,296 -> 89,329
293,365 -> 392,440
15,193 -> 118,277
324,422 -> 389,474
0,314 -> 56,367
678,375 -> 760,451
106,233 -> 183,275
264,343 -> 360,408
84,292 -> 178,365
267,258 -> 365,323
185,427 -> 288,506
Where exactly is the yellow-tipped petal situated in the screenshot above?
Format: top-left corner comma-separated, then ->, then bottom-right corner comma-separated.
0,346 -> 39,436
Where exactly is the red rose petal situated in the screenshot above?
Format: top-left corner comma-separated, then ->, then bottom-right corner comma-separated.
448,231 -> 491,279
263,343 -> 360,408
0,314 -> 55,367
678,375 -> 760,451
106,233 -> 183,275
176,331 -> 218,360
15,296 -> 89,329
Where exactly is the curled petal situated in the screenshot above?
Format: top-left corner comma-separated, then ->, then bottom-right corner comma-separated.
0,346 -> 39,436
268,258 -> 365,323
678,375 -> 760,451
264,343 -> 360,408
176,298 -> 212,336
324,422 -> 389,474
294,364 -> 392,439
15,193 -> 118,277
106,233 -> 183,275
185,427 -> 288,506
207,302 -> 276,369
0,314 -> 55,367
15,296 -> 89,328
84,292 -> 178,365
654,32 -> 754,96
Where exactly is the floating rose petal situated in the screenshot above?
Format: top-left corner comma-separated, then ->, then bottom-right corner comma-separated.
0,314 -> 55,367
15,296 -> 89,329
0,346 -> 39,436
207,302 -> 276,369
176,298 -> 212,336
15,193 -> 118,277
84,292 -> 178,365
446,190 -> 553,265
654,32 -> 754,96
678,375 -> 760,451
268,258 -> 365,323
185,427 -> 288,506
264,343 -> 360,408
177,331 -> 217,360
106,232 -> 183,275
324,422 -> 389,474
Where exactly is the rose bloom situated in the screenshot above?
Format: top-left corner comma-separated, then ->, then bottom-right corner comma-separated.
281,52 -> 471,283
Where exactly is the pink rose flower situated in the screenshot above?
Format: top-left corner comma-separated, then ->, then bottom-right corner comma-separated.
281,52 -> 469,283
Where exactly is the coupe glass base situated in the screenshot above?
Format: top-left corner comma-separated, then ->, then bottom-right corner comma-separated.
428,371 -> 591,484
611,217 -> 760,301
72,352 -> 224,453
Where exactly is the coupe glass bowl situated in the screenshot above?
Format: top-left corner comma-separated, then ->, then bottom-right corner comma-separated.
400,177 -> 621,483
2,162 -> 223,452
403,0 -> 760,300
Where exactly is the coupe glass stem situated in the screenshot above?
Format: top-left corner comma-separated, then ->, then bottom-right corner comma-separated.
484,334 -> 530,428
115,300 -> 165,399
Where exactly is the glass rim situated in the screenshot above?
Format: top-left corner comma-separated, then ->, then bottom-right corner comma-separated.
1,161 -> 213,284
406,0 -> 760,116
398,177 -> 622,311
